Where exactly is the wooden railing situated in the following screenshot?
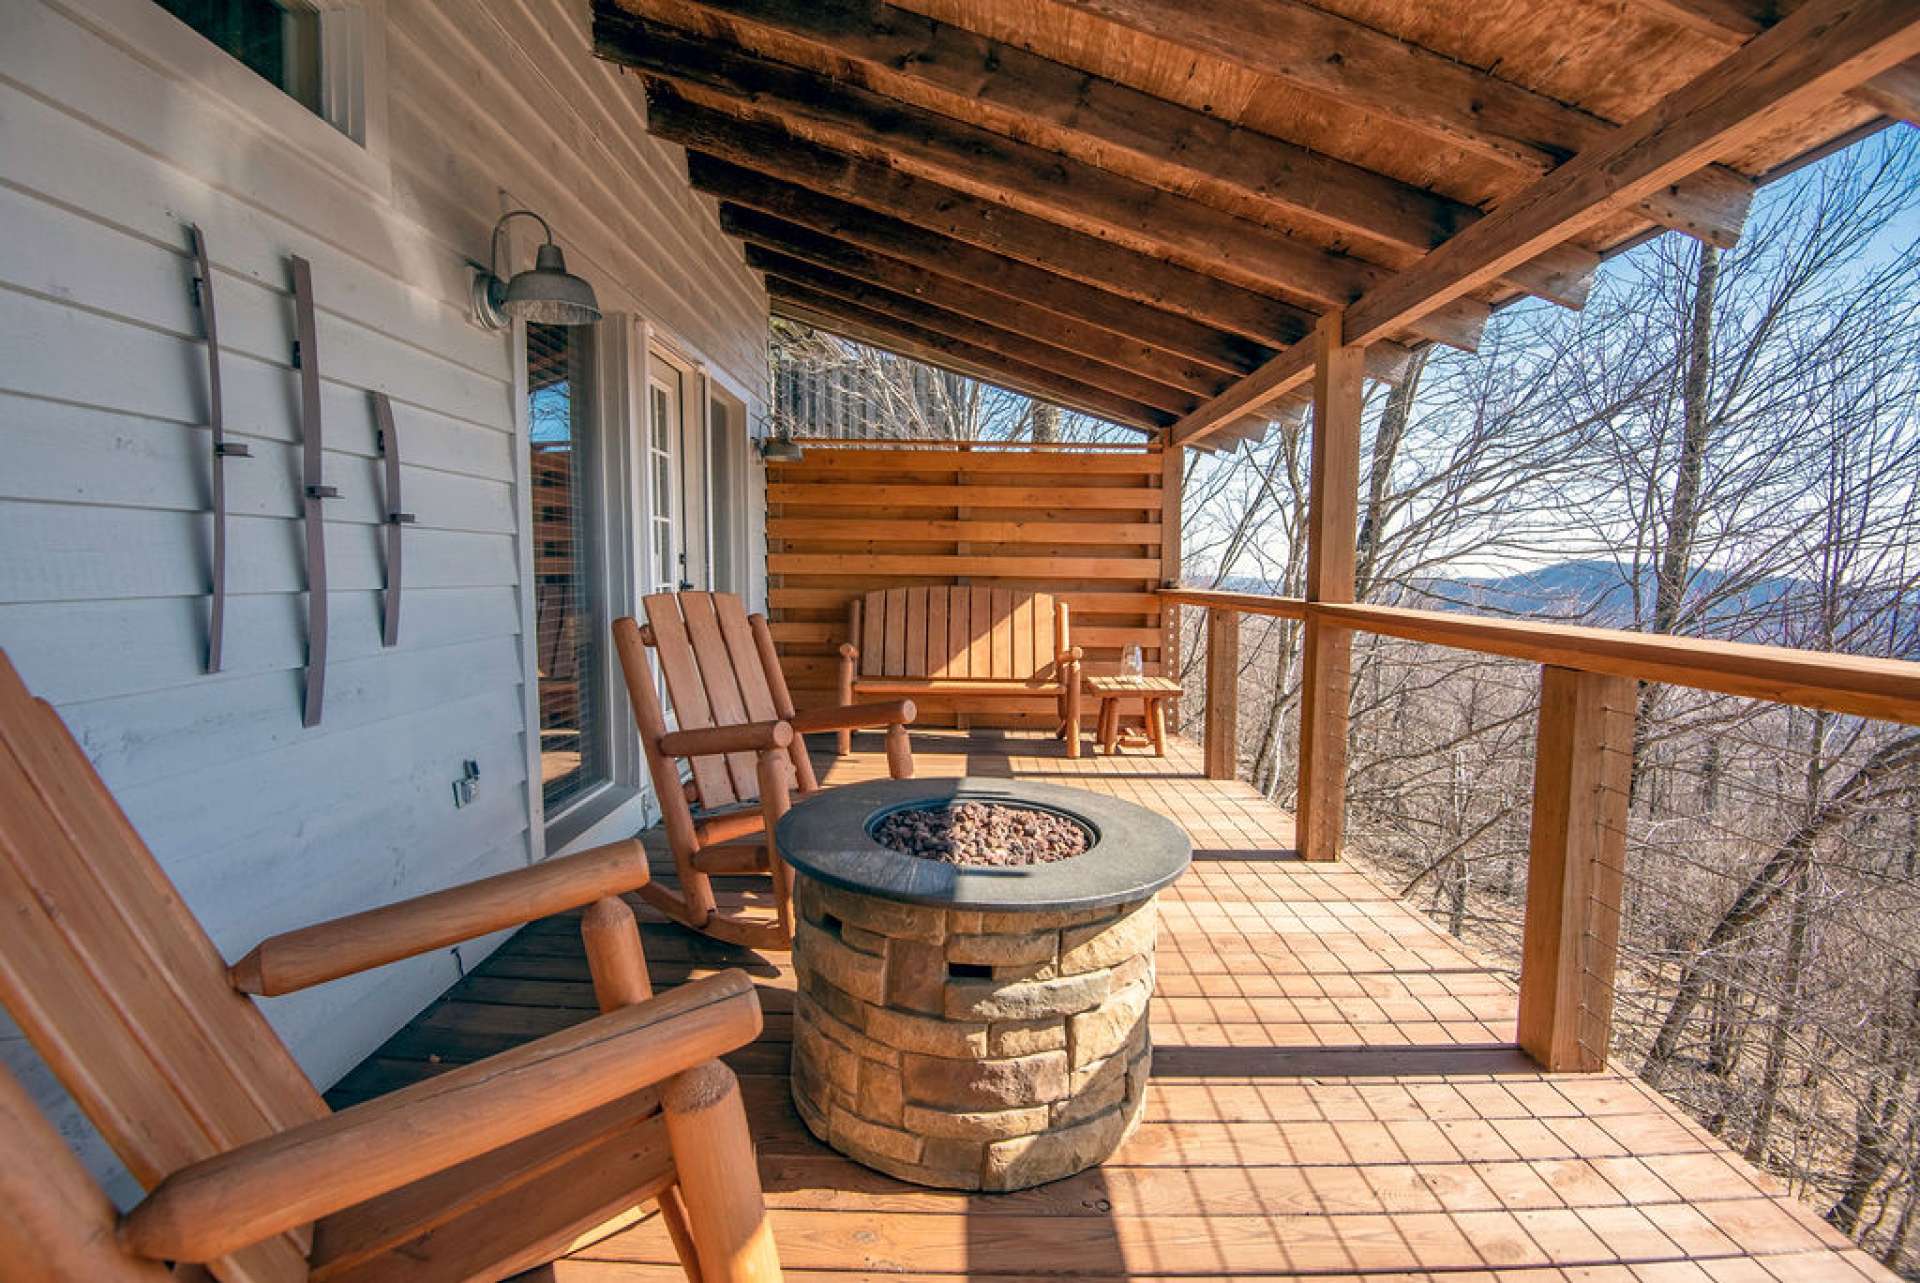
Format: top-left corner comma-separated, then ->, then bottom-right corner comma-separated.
1159,585 -> 1920,1073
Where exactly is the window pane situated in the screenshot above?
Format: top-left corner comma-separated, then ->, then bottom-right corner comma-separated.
528,322 -> 605,813
154,0 -> 321,113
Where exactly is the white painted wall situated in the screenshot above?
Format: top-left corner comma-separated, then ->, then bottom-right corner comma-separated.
0,0 -> 769,1200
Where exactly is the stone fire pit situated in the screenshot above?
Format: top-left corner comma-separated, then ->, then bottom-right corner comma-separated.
776,777 -> 1191,1191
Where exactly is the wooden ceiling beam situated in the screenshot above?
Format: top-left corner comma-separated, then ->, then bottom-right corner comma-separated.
615,0 -> 1598,306
648,93 -> 1319,349
1628,0 -> 1919,122
603,18 -> 1489,349
1049,0 -> 1756,248
767,290 -> 1166,432
691,157 -> 1267,377
722,206 -> 1227,399
748,246 -> 1201,415
720,200 -> 1417,392
1173,0 -> 1920,448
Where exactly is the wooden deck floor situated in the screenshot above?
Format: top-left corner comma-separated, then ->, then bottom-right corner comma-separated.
329,730 -> 1894,1282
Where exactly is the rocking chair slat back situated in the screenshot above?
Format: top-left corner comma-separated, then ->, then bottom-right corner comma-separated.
0,653 -> 322,1283
642,592 -> 805,812
676,593 -> 759,801
641,592 -> 738,808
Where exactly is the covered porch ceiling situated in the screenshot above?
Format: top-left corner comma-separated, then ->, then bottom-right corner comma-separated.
592,0 -> 1918,447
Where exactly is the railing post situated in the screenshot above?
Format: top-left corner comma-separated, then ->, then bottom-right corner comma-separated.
1203,606 -> 1238,780
1296,313 -> 1364,861
1517,665 -> 1633,1072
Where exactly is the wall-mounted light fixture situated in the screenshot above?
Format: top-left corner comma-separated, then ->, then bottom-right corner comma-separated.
758,418 -> 804,463
470,209 -> 602,330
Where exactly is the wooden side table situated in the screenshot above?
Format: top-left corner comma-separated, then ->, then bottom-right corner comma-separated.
1084,675 -> 1182,757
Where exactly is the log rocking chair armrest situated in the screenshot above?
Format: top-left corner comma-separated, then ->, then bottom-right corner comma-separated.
837,642 -> 859,662
1059,646 -> 1085,665
119,972 -> 762,1265
787,699 -> 917,735
230,838 -> 650,997
655,717 -> 793,758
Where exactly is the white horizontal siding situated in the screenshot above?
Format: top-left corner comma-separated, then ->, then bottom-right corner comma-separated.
0,0 -> 770,1205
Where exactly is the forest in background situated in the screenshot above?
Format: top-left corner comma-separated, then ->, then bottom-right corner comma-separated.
769,130 -> 1920,1273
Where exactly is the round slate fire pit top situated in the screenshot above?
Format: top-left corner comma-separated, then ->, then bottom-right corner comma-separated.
775,777 -> 1191,912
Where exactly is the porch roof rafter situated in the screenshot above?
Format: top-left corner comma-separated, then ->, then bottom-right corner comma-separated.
1172,0 -> 1920,446
591,0 -> 1915,443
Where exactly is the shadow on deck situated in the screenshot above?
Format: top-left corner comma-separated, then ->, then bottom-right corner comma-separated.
328,730 -> 1887,1282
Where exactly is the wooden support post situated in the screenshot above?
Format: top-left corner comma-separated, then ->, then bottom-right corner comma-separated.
662,1061 -> 783,1283
1159,443 -> 1183,726
1203,606 -> 1238,780
1296,313 -> 1364,862
581,895 -> 653,1009
1517,665 -> 1633,1073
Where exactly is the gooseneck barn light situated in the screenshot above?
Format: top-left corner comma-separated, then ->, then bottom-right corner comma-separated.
470,210 -> 602,330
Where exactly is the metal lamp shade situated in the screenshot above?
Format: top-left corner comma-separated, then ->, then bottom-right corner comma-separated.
501,242 -> 602,326
760,435 -> 805,462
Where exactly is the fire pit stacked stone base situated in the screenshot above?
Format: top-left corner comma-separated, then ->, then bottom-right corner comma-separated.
777,779 -> 1191,1192
790,877 -> 1154,1190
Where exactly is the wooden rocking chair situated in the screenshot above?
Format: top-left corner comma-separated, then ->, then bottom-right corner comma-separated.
614,591 -> 915,951
0,650 -> 782,1283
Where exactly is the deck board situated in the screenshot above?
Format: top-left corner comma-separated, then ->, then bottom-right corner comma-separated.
327,730 -> 1892,1282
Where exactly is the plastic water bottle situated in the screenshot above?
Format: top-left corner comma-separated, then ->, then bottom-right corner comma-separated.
1122,643 -> 1143,676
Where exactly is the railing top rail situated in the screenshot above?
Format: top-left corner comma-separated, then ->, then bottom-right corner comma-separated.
1157,587 -> 1920,727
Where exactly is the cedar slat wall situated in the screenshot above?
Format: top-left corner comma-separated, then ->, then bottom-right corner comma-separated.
767,441 -> 1177,727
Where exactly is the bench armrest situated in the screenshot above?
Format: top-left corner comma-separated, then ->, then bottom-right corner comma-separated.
838,642 -> 859,661
788,699 -> 916,735
230,838 -> 651,997
1059,646 -> 1085,665
656,717 -> 792,757
120,972 -> 761,1264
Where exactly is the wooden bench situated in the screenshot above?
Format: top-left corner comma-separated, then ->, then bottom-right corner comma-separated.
839,586 -> 1083,757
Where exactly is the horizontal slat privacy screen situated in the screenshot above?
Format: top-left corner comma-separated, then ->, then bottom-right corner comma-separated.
767,442 -> 1178,725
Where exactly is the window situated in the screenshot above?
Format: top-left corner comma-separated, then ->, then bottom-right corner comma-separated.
146,0 -> 379,152
154,0 -> 321,113
528,322 -> 607,814
647,373 -> 681,596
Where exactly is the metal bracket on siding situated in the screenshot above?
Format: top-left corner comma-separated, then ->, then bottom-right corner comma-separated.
371,392 -> 415,648
188,226 -> 250,674
290,256 -> 332,727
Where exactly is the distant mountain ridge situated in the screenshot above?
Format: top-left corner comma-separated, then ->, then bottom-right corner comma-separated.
1211,560 -> 1916,655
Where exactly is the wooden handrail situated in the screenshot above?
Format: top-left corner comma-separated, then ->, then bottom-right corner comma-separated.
1162,582 -> 1920,1074
1158,588 -> 1920,726
230,838 -> 651,996
121,972 -> 761,1263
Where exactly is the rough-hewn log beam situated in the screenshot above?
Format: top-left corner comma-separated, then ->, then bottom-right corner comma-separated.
722,205 -> 1228,398
721,198 -> 1415,391
618,0 -> 1598,305
692,157 -> 1268,376
650,93 -> 1325,349
767,283 -> 1170,431
1050,0 -> 1756,247
1176,0 -> 1920,447
1627,0 -> 1920,122
749,246 -> 1201,414
604,16 -> 1489,346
